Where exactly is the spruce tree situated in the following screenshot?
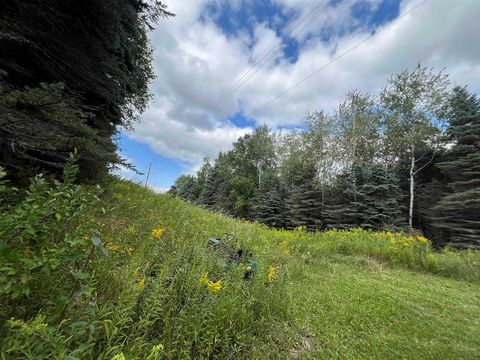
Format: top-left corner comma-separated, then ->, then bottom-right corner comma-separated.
358,165 -> 404,230
433,87 -> 480,248
323,165 -> 364,229
198,164 -> 219,210
285,166 -> 320,230
0,1 -> 173,182
172,175 -> 197,202
255,174 -> 285,228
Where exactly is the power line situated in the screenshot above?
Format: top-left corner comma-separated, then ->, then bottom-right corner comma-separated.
211,0 -> 330,108
214,1 -> 330,107
246,0 -> 430,119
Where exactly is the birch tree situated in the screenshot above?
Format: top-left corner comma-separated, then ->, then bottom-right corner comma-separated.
380,65 -> 449,230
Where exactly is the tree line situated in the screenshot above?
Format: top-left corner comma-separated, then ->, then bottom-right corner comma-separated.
171,65 -> 480,249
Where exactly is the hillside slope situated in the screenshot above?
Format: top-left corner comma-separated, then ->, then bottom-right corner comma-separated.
2,181 -> 479,359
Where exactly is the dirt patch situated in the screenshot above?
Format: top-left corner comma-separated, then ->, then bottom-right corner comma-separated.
289,330 -> 314,358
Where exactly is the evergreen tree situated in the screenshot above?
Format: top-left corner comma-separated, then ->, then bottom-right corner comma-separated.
433,87 -> 480,248
285,165 -> 321,230
254,173 -> 285,228
198,160 -> 224,210
416,178 -> 448,245
194,158 -> 212,199
0,0 -> 173,182
172,175 -> 197,202
323,166 -> 362,229
358,165 -> 404,229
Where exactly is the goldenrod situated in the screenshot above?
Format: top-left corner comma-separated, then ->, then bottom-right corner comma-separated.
267,266 -> 277,283
106,243 -> 120,252
417,235 -> 429,244
152,227 -> 165,239
207,280 -> 222,294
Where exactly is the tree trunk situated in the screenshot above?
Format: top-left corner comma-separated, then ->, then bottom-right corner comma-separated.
409,144 -> 415,230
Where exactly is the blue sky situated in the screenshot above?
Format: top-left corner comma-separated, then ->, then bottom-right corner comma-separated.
117,0 -> 480,190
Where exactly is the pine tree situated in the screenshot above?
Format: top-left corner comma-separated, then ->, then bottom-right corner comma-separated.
323,168 -> 361,230
172,175 -> 197,202
198,161 -> 225,210
255,174 -> 285,228
358,165 -> 404,230
198,165 -> 217,209
0,1 -> 174,182
285,166 -> 320,230
433,87 -> 480,248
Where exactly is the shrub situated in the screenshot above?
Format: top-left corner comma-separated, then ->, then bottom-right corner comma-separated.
0,154 -> 108,357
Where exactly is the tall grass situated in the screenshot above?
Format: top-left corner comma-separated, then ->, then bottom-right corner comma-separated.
271,227 -> 480,282
1,177 -> 479,359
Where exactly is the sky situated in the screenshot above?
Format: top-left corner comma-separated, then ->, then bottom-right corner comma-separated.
116,0 -> 480,191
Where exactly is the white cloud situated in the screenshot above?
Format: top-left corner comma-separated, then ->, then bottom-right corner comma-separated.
132,0 -> 480,174
132,105 -> 251,165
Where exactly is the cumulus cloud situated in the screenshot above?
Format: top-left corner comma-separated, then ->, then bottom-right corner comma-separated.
131,0 -> 480,172
132,105 -> 251,165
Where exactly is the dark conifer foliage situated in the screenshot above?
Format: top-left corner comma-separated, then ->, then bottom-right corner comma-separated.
358,165 -> 404,229
433,87 -> 480,248
172,175 -> 198,202
285,165 -> 321,230
323,166 -> 362,230
198,159 -> 225,211
254,174 -> 286,228
0,0 -> 173,182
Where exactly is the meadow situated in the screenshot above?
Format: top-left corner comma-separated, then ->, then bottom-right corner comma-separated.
1,173 -> 479,359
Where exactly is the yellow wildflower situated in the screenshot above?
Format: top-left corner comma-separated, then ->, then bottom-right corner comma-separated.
207,280 -> 222,294
106,243 -> 120,252
138,278 -> 145,289
417,235 -> 429,244
267,266 -> 277,283
152,227 -> 165,239
402,236 -> 415,247
386,231 -> 393,238
199,272 -> 209,287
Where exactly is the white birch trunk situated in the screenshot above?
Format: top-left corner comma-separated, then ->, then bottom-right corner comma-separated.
409,144 -> 415,230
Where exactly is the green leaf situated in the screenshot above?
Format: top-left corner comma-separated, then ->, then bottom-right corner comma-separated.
74,271 -> 90,280
53,295 -> 68,314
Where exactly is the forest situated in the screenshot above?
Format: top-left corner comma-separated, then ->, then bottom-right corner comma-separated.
171,66 -> 480,249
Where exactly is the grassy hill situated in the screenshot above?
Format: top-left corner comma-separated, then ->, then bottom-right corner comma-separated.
2,180 -> 480,359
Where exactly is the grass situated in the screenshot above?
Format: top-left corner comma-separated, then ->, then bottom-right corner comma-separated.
2,180 -> 480,359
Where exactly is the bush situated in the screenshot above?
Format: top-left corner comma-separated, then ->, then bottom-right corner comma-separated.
0,154 -> 110,358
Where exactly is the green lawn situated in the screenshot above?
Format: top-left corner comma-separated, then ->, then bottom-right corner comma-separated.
289,256 -> 480,359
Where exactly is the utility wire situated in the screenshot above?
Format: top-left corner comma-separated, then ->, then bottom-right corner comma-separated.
211,0 -> 330,108
214,2 -> 330,107
246,0 -> 430,118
